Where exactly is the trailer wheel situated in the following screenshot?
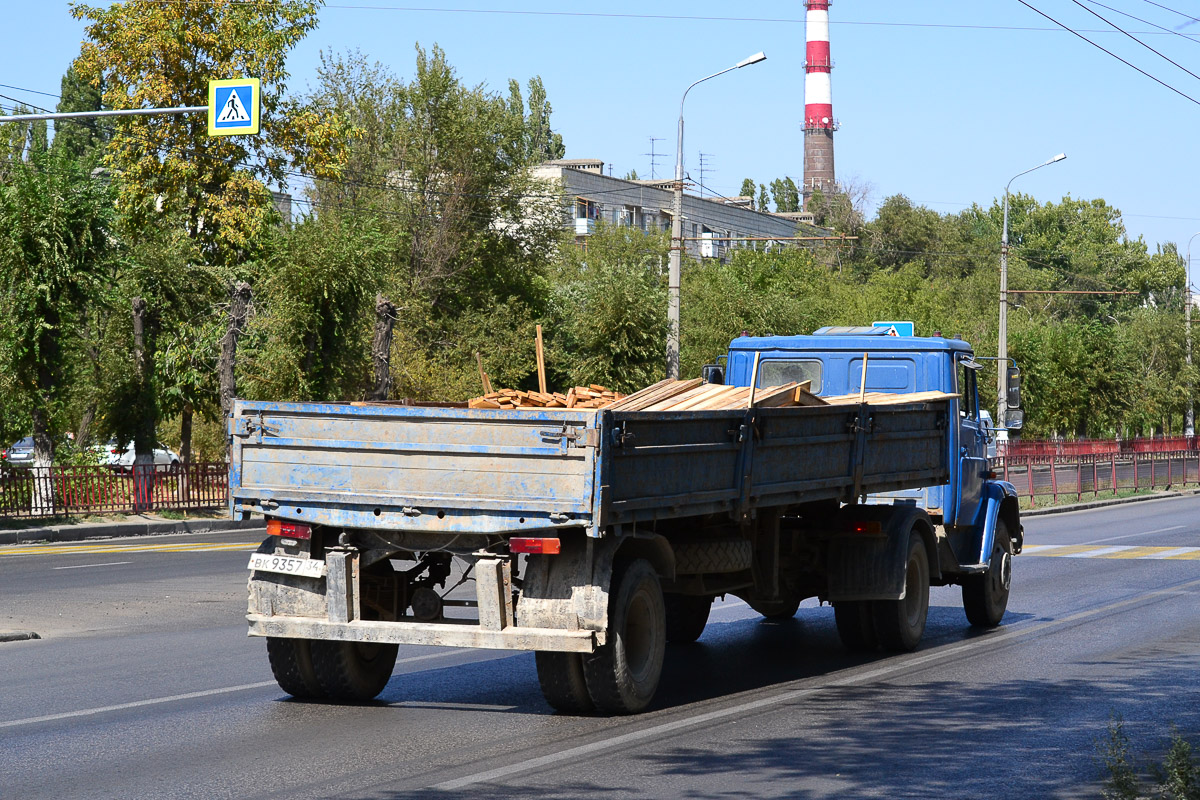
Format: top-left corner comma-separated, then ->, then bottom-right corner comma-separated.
963,520 -> 1013,628
664,594 -> 712,643
310,640 -> 399,701
833,601 -> 878,652
265,637 -> 323,698
872,533 -> 929,652
583,558 -> 666,714
535,652 -> 594,714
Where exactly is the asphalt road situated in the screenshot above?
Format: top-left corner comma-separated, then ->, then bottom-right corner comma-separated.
3,497 -> 1200,799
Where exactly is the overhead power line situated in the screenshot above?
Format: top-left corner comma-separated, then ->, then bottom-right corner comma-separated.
1070,0 -> 1200,83
1083,0 -> 1200,46
1016,0 -> 1200,106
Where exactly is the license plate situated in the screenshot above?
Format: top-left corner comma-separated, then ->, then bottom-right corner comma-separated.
247,552 -> 327,579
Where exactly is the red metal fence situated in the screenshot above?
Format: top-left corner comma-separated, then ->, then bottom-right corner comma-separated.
996,450 -> 1200,506
1003,436 -> 1197,457
0,463 -> 228,519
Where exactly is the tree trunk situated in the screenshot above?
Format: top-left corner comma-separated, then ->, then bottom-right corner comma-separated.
178,401 -> 193,505
219,282 -> 252,421
29,406 -> 55,515
367,294 -> 397,401
76,404 -> 96,450
132,297 -> 155,513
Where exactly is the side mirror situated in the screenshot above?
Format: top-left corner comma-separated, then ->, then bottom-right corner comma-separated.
701,364 -> 725,385
1006,408 -> 1024,431
1006,367 -> 1021,409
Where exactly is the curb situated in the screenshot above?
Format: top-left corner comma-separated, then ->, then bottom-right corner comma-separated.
1023,488 -> 1200,517
0,516 -> 263,546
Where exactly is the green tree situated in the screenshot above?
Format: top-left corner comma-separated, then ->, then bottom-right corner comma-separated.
758,183 -> 770,214
0,148 -> 114,490
508,75 -> 565,162
739,178 -> 756,204
769,177 -> 800,213
51,58 -> 109,162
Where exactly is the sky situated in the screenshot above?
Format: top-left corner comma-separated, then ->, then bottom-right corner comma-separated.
2,1 -> 1200,258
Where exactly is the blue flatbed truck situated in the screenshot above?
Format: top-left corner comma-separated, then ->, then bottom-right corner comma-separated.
233,326 -> 1022,714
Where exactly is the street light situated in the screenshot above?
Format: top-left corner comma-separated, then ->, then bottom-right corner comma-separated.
667,51 -> 767,379
997,152 -> 1066,438
1185,232 -> 1200,437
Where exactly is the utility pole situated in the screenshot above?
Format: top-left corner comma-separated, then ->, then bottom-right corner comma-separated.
1186,233 -> 1200,437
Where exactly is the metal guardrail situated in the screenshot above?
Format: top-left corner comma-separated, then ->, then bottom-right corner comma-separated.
0,463 -> 228,518
996,451 -> 1200,506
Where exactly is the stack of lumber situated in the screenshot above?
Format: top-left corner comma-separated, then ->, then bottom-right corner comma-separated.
607,379 -> 827,411
823,390 -> 958,406
468,385 -> 625,410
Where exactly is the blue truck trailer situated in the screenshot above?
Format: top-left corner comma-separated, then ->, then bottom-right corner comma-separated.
234,326 -> 1022,714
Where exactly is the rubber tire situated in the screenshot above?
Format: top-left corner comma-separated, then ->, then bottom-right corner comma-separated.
664,593 -> 712,643
833,600 -> 878,652
265,636 -> 324,698
672,539 -> 753,575
535,652 -> 595,714
309,640 -> 399,701
872,533 -> 930,652
749,596 -> 802,621
582,559 -> 666,715
963,520 -> 1013,628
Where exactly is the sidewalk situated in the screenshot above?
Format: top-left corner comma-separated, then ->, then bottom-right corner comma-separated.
1023,487 -> 1200,517
0,512 -> 263,546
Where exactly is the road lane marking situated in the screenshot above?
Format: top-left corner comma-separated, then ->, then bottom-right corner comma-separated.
433,575 -> 1200,791
1088,525 -> 1186,544
0,649 -> 470,730
0,541 -> 259,557
1023,544 -> 1200,560
51,561 -> 133,570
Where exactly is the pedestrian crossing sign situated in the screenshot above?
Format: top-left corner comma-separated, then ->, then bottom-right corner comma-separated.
207,78 -> 260,136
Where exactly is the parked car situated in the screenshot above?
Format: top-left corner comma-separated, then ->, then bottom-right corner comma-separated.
97,440 -> 182,473
1,436 -> 35,468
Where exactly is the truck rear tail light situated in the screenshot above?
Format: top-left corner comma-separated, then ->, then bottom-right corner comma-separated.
266,519 -> 312,540
849,521 -> 883,535
510,537 -> 561,555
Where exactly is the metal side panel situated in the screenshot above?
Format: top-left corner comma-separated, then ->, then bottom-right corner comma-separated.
230,401 -> 599,534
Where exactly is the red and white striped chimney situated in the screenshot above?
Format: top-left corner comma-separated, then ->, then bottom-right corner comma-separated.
803,0 -> 837,209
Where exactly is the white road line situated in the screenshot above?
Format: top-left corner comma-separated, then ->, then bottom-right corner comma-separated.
1143,548 -> 1200,559
1087,525 -> 1187,544
0,649 -> 466,730
51,561 -> 133,570
433,576 -> 1200,791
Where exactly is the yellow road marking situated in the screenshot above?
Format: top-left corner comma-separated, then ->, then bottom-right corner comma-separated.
1023,544 -> 1200,560
0,541 -> 259,557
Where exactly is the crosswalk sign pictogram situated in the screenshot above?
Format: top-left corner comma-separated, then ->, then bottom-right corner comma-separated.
207,78 -> 260,136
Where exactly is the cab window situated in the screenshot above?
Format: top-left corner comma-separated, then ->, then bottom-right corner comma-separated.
757,359 -> 823,393
958,358 -> 978,420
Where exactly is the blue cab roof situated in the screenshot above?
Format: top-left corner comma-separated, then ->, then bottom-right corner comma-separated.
728,333 -> 974,355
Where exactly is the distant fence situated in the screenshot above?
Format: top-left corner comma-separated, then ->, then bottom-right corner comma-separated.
1004,436 -> 1197,457
0,463 -> 228,519
996,450 -> 1200,506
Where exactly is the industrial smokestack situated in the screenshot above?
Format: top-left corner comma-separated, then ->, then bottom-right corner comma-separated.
803,0 -> 837,210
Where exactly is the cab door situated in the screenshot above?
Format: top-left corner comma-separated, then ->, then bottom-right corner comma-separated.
953,356 -> 988,529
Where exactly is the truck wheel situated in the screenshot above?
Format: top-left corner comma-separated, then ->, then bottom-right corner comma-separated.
963,520 -> 1013,628
582,558 -> 666,714
310,640 -> 399,701
749,596 -> 801,621
535,652 -> 594,714
833,601 -> 878,652
664,594 -> 711,643
873,533 -> 929,652
265,636 -> 323,698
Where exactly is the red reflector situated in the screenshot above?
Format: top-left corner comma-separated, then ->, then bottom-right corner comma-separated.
850,521 -> 883,535
266,519 -> 312,540
510,537 -> 561,555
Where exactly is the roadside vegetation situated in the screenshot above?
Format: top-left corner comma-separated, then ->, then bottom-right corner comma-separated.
1098,715 -> 1200,800
1,1 -> 1195,471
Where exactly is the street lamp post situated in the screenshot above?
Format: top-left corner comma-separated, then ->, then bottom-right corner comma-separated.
997,153 -> 1066,437
667,51 -> 767,380
1185,232 -> 1200,437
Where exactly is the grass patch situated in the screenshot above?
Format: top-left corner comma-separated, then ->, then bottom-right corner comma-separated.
1097,715 -> 1200,800
1020,487 -> 1169,511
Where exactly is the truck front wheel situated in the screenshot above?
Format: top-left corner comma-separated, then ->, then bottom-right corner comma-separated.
583,558 -> 666,714
962,520 -> 1013,628
872,533 -> 930,652
265,636 -> 323,698
310,640 -> 399,701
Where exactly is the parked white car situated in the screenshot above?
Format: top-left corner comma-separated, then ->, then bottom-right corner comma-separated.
97,440 -> 182,473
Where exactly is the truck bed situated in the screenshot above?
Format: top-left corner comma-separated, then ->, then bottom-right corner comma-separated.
229,398 -> 951,537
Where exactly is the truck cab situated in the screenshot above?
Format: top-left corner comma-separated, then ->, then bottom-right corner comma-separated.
714,325 -> 1023,567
